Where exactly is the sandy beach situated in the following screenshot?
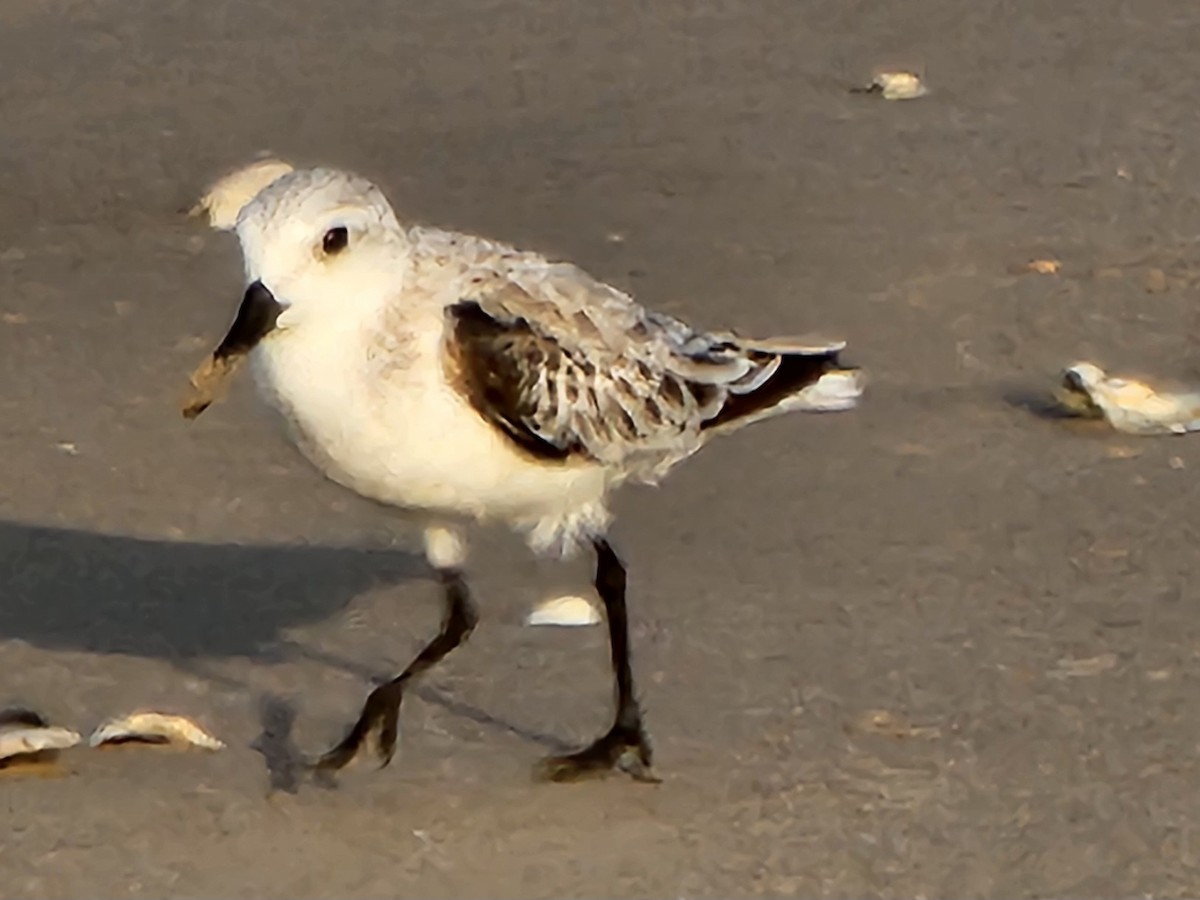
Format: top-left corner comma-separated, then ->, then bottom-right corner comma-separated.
2,1 -> 1199,896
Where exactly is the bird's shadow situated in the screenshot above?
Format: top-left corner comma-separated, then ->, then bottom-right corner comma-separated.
248,685 -> 572,795
250,694 -> 306,794
284,642 -> 575,754
1002,385 -> 1080,422
0,518 -> 420,658
0,518 -> 574,785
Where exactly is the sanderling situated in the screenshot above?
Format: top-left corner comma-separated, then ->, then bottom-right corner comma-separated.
184,163 -> 865,783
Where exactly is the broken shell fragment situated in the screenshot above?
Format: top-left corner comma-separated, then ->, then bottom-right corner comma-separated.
1026,258 -> 1062,275
89,712 -> 225,751
0,709 -> 81,769
0,726 -> 81,758
188,158 -> 295,230
526,595 -> 602,627
1055,362 -> 1200,435
848,709 -> 942,740
852,71 -> 928,100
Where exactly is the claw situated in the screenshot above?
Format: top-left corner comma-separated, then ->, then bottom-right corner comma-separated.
373,704 -> 401,768
535,722 -> 659,784
312,736 -> 361,774
311,678 -> 408,775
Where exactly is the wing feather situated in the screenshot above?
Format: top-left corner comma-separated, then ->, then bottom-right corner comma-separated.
440,254 -> 850,480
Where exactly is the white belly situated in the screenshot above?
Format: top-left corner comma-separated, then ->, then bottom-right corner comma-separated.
248,323 -> 609,540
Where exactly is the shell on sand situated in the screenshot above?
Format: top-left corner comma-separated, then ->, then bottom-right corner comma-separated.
189,157 -> 295,230
1057,362 -> 1200,435
89,712 -> 225,751
1026,258 -> 1062,275
852,70 -> 928,100
0,724 -> 81,763
526,595 -> 602,627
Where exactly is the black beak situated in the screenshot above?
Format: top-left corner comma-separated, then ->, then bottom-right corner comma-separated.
213,280 -> 283,361
181,280 -> 282,420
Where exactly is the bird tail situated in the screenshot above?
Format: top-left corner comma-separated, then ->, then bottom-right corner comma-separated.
699,335 -> 865,435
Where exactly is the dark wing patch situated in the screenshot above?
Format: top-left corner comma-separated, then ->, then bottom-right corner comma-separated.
700,349 -> 840,431
445,301 -> 583,462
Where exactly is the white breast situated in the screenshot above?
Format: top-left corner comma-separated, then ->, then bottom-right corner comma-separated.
247,309 -> 610,547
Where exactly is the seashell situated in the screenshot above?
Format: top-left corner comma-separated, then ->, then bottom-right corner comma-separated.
852,71 -> 928,100
1026,258 -> 1062,275
0,708 -> 81,768
525,595 -> 602,627
1056,362 -> 1200,435
89,712 -> 225,751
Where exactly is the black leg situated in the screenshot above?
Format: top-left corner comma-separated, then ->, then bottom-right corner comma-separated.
314,567 -> 478,773
537,537 -> 658,783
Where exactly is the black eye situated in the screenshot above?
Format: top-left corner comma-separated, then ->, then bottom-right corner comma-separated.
322,226 -> 349,255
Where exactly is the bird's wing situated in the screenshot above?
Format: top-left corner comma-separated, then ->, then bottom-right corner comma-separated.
441,260 -> 717,467
441,257 -> 847,473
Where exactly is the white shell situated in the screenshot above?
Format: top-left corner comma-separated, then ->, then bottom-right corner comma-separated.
872,71 -> 928,100
0,726 -> 81,760
525,595 -> 602,627
1026,258 -> 1062,275
1059,362 -> 1200,436
190,158 -> 295,230
89,712 -> 225,751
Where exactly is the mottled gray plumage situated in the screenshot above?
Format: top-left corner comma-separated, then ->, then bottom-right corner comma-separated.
412,224 -> 861,485
186,162 -> 865,784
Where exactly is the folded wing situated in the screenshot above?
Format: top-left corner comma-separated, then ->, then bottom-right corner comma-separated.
442,260 -> 859,481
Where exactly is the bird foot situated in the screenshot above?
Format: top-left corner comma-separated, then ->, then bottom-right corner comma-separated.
535,720 -> 659,784
311,681 -> 404,775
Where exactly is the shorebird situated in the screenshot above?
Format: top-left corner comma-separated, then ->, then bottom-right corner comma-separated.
183,162 -> 865,783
